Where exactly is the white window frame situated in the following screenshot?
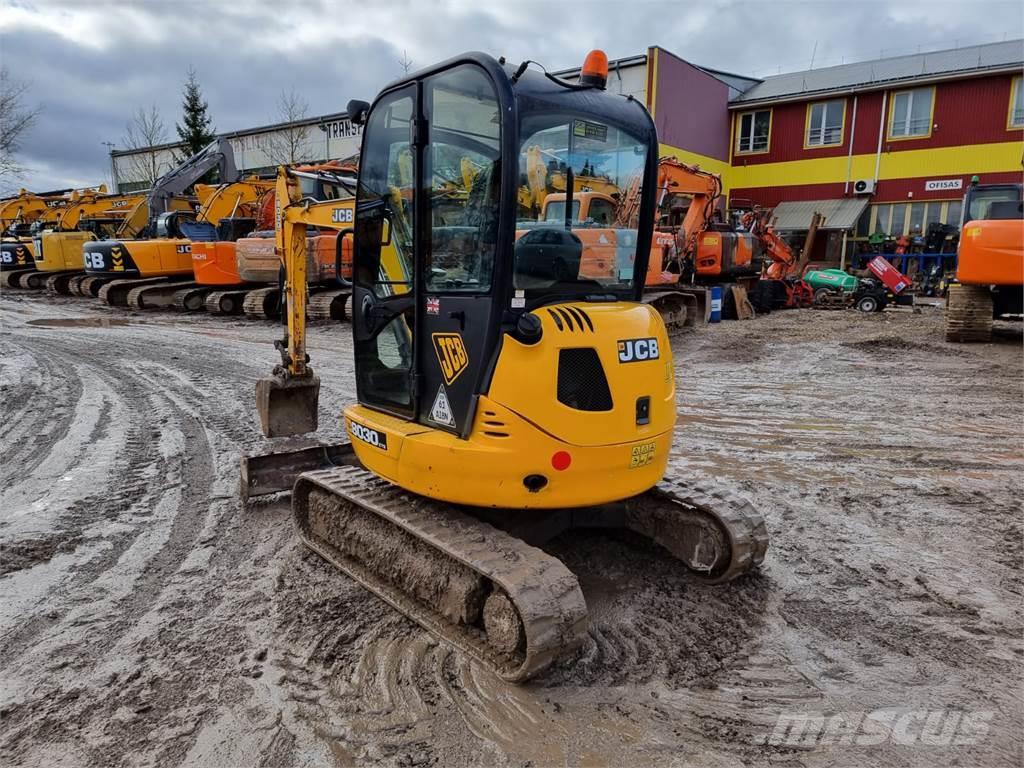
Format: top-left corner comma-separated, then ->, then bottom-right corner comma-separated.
889,87 -> 934,139
806,99 -> 845,147
735,109 -> 771,154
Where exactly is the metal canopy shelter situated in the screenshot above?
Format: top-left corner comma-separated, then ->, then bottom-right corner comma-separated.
770,197 -> 869,231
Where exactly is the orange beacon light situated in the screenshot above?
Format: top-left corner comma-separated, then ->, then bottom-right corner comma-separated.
580,50 -> 609,89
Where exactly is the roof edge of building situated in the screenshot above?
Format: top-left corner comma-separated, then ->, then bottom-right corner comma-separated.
728,62 -> 1024,108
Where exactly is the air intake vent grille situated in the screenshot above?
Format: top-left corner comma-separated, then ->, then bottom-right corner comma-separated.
557,348 -> 613,411
546,306 -> 594,332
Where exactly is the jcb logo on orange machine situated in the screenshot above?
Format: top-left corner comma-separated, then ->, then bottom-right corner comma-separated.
432,333 -> 469,385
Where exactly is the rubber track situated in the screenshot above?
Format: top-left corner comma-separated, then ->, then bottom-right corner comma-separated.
170,287 -> 209,312
98,277 -> 169,307
1,270 -> 32,289
126,282 -> 199,310
2,269 -> 42,289
945,284 -> 993,343
293,465 -> 589,682
203,289 -> 248,315
307,289 -> 351,321
45,272 -> 82,295
242,287 -> 281,319
638,477 -> 769,583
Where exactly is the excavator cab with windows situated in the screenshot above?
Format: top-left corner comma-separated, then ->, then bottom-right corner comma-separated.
243,51 -> 768,682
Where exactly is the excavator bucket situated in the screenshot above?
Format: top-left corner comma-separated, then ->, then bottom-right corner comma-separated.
255,372 -> 321,437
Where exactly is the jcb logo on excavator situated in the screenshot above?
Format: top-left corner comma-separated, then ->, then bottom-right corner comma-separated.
0,249 -> 12,263
432,333 -> 469,385
331,207 -> 353,224
618,338 -> 659,363
175,244 -> 191,254
84,251 -> 105,269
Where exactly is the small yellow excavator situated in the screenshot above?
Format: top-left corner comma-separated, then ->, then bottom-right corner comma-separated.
242,51 -> 768,682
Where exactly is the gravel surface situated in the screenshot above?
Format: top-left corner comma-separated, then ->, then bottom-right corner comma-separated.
1,290 -> 1021,768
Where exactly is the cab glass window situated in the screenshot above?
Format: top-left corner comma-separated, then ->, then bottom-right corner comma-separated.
354,91 -> 414,299
424,65 -> 501,292
515,116 -> 647,295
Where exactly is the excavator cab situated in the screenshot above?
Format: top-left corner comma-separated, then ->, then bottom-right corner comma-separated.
346,54 -> 658,443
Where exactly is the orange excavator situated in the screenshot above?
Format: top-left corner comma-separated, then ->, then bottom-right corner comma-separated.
740,206 -> 815,309
945,181 -> 1023,342
189,163 -> 357,318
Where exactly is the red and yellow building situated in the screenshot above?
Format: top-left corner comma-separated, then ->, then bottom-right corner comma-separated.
559,39 -> 1023,263
725,40 -> 1023,244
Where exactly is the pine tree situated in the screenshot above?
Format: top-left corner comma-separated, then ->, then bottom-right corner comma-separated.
176,66 -> 215,157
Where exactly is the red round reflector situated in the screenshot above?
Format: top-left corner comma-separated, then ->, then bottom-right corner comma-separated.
551,451 -> 572,471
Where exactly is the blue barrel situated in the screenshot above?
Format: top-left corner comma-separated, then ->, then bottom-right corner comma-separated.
709,286 -> 723,323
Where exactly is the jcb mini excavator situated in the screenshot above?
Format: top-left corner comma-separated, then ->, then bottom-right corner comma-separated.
242,51 -> 768,682
945,180 -> 1023,342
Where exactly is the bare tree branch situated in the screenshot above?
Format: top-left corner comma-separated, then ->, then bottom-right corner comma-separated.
122,104 -> 169,187
0,66 -> 41,187
265,89 -> 311,166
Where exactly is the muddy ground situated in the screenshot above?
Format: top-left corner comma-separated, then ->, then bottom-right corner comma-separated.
1,291 -> 1021,768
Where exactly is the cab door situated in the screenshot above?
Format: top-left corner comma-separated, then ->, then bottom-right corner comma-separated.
417,65 -> 503,437
352,86 -> 418,419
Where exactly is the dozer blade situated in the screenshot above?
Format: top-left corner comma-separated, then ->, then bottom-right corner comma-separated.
255,372 -> 321,438
240,441 -> 355,501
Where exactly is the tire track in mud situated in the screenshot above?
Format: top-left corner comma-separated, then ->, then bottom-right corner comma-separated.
3,299 -> 1021,767
0,338 -> 83,487
0,322 -> 280,768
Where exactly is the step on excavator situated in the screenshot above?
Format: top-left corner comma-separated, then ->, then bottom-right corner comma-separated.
0,188 -> 86,288
33,189 -> 151,295
945,181 -> 1023,342
80,138 -> 247,307
194,165 -> 357,318
240,51 -> 768,682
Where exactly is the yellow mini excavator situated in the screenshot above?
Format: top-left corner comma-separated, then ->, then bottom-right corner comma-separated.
242,51 -> 768,682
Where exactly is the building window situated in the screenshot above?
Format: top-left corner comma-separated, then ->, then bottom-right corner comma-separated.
1010,76 -> 1024,128
736,109 -> 771,154
945,200 -> 962,227
889,87 -> 934,139
805,99 -> 845,147
909,202 -> 925,233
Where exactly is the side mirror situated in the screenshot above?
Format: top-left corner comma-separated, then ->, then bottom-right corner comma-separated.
347,100 -> 371,126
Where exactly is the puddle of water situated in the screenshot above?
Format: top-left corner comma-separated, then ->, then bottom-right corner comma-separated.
27,318 -> 132,328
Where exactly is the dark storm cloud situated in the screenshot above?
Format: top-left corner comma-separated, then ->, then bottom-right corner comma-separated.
2,0 -> 1021,191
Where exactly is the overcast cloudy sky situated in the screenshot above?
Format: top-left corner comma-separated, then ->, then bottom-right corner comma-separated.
2,0 -> 1022,192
